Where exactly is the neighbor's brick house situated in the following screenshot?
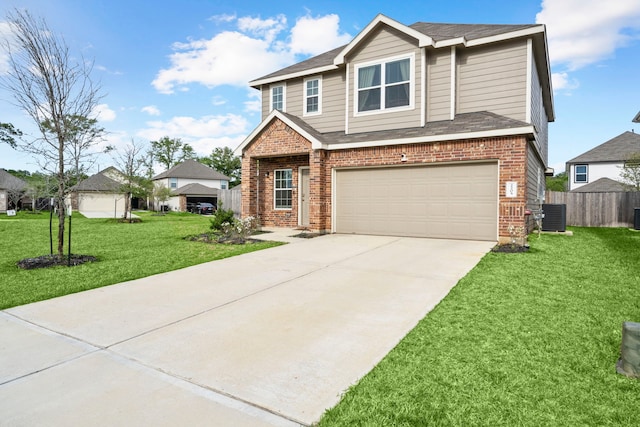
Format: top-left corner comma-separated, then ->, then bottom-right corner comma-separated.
236,14 -> 554,242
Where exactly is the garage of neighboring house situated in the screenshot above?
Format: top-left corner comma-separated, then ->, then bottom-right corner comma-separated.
334,162 -> 499,241
171,183 -> 219,212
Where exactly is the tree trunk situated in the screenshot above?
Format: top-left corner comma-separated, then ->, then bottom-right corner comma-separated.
57,139 -> 65,256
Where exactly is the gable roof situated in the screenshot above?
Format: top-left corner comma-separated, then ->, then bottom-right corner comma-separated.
171,183 -> 219,196
633,111 -> 640,123
235,109 -> 534,154
567,131 -> 640,164
0,169 -> 27,190
248,14 -> 553,121
570,177 -> 629,193
73,167 -> 124,192
152,159 -> 230,181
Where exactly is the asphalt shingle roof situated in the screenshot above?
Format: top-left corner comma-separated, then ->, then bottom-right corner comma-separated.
152,159 -> 230,181
570,177 -> 630,192
72,167 -> 123,192
0,169 -> 27,190
251,22 -> 539,84
171,183 -> 219,196
567,131 -> 640,163
280,110 -> 531,146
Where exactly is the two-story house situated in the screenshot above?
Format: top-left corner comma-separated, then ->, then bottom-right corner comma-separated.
152,159 -> 230,211
566,131 -> 640,192
235,14 -> 554,242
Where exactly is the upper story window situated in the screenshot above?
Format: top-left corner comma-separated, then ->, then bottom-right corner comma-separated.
356,55 -> 413,114
271,85 -> 285,111
220,181 -> 228,190
304,77 -> 322,116
574,165 -> 588,183
169,177 -> 178,189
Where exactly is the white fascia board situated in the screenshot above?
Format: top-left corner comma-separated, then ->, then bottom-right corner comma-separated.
333,14 -> 433,65
464,26 -> 545,47
433,37 -> 467,48
320,126 -> 536,150
249,64 -> 338,88
234,110 -> 323,155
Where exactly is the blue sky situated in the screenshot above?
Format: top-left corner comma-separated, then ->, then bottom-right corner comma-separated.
1,0 -> 639,175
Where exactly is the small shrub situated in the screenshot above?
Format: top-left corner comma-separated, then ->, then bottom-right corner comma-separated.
209,206 -> 236,231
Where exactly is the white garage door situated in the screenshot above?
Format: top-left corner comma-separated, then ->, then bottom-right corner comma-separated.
334,162 -> 498,241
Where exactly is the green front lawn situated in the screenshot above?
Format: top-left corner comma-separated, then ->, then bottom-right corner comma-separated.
319,228 -> 640,426
0,211 -> 282,309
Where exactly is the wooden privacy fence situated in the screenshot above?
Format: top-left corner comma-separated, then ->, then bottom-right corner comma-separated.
546,191 -> 640,227
218,188 -> 241,217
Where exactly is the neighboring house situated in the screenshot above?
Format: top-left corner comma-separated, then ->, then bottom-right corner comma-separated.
566,131 -> 640,191
69,167 -> 128,217
235,14 -> 554,242
633,111 -> 640,123
151,159 -> 230,211
0,168 -> 28,213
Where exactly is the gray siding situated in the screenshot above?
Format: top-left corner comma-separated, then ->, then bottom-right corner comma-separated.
530,55 -> 549,165
347,26 -> 422,133
426,49 -> 451,122
526,144 -> 545,232
457,40 -> 527,121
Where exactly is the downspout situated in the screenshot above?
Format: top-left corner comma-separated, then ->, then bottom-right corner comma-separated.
256,159 -> 260,221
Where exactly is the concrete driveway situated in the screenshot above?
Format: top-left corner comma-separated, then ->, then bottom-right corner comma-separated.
0,232 -> 493,426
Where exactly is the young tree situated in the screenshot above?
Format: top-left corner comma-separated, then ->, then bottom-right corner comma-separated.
111,139 -> 147,222
149,136 -> 194,170
152,184 -> 172,212
620,152 -> 640,191
199,146 -> 241,187
0,9 -> 104,256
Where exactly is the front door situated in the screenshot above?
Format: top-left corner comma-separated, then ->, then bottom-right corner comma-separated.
299,168 -> 310,227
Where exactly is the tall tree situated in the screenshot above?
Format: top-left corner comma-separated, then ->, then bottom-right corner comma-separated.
545,171 -> 567,192
149,136 -> 194,170
620,152 -> 640,191
0,122 -> 22,148
0,9 -> 104,256
199,146 -> 241,187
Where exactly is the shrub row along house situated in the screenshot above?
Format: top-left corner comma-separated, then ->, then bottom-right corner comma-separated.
235,14 -> 554,242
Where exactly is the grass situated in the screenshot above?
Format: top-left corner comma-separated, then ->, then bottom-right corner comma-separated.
319,227 -> 640,426
0,211 -> 282,309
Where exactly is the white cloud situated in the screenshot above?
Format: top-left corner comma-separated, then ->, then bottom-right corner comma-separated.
0,21 -> 17,75
537,0 -> 640,70
290,14 -> 352,56
92,103 -> 116,122
551,72 -> 579,92
244,89 -> 261,113
152,13 -> 352,94
211,96 -> 226,106
209,13 -> 237,24
136,113 -> 250,154
141,105 -> 161,116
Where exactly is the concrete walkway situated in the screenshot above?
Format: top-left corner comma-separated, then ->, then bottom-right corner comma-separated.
0,232 -> 493,426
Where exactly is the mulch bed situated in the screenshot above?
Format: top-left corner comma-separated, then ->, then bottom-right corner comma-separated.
491,244 -> 530,253
185,233 -> 258,245
17,254 -> 98,270
290,232 -> 324,238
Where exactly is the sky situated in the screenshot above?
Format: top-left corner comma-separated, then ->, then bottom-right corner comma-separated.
0,0 -> 639,176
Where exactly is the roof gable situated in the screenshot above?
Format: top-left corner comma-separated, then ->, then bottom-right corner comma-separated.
567,131 -> 640,163
152,159 -> 230,181
570,177 -> 629,192
172,183 -> 219,196
73,168 -> 124,192
0,169 -> 27,190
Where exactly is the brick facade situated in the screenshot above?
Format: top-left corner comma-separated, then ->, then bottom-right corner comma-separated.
241,118 -> 532,241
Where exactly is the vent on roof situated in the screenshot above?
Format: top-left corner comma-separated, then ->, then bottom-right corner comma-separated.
541,204 -> 566,232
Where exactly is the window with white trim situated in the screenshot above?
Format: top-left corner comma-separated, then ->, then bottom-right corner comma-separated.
304,77 -> 321,115
271,85 -> 285,111
356,56 -> 412,113
169,177 -> 178,189
274,169 -> 292,209
574,165 -> 588,183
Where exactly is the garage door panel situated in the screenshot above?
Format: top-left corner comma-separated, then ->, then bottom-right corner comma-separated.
335,163 -> 498,241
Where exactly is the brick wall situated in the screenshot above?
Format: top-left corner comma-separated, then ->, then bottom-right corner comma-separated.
242,117 -> 530,240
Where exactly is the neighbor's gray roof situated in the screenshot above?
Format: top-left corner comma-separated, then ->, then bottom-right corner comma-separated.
633,111 -> 640,123
570,177 -> 630,193
171,183 -> 219,196
567,131 -> 640,163
72,167 -> 123,192
153,159 -> 230,181
0,169 -> 27,190
280,110 -> 531,146
252,22 -> 539,84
